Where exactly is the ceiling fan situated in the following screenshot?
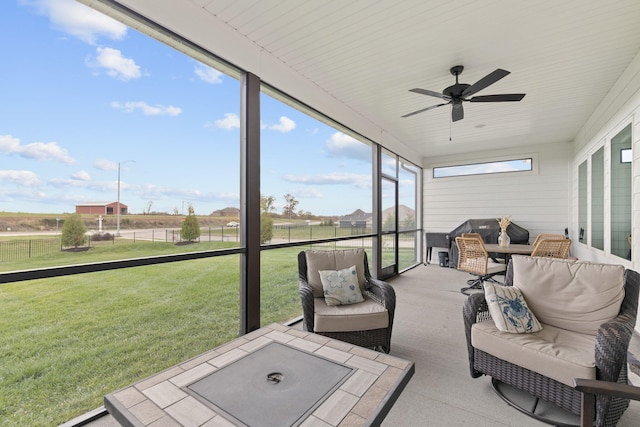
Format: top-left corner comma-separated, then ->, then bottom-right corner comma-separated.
402,65 -> 525,122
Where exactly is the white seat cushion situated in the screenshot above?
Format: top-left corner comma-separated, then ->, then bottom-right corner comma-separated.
459,257 -> 505,275
486,260 -> 507,274
313,295 -> 388,333
472,320 -> 596,387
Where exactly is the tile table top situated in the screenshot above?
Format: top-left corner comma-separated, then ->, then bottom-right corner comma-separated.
105,323 -> 414,427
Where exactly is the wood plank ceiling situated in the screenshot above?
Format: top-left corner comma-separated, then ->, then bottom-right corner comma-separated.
115,0 -> 640,159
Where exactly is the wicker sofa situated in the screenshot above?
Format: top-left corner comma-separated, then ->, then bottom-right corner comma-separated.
298,249 -> 396,353
463,255 -> 639,426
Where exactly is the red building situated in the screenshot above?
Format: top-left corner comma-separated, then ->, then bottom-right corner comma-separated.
75,202 -> 128,215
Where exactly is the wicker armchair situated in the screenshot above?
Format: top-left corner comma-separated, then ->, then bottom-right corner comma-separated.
531,233 -> 565,247
463,260 -> 640,427
298,249 -> 396,353
530,237 -> 572,258
455,236 -> 506,295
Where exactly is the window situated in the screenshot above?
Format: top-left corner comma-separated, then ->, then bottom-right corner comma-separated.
433,158 -> 532,178
591,147 -> 605,250
611,124 -> 632,259
259,87 -> 374,242
578,160 -> 588,243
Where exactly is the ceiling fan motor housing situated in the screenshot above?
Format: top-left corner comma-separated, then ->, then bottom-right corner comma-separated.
443,84 -> 470,98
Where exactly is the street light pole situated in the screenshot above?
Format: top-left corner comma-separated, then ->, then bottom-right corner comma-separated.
116,162 -> 122,237
116,160 -> 135,237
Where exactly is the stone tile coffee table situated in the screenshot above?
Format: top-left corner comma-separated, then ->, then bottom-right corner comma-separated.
105,323 -> 414,426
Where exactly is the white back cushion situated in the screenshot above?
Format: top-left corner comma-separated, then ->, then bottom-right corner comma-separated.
305,249 -> 367,298
511,256 -> 625,335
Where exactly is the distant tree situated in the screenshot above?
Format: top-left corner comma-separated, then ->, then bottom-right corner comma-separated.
180,204 -> 201,242
61,214 -> 87,248
401,212 -> 416,230
382,214 -> 396,232
324,217 -> 335,227
261,194 -> 276,213
145,200 -> 153,215
260,212 -> 273,243
173,206 -> 179,215
283,193 -> 299,219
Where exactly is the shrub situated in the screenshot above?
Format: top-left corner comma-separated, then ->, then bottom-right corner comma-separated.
260,212 -> 273,243
91,232 -> 113,242
180,205 -> 201,242
61,214 -> 87,248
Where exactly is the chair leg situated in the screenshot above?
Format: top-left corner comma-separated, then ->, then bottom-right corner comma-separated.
461,276 -> 484,295
461,272 -> 504,295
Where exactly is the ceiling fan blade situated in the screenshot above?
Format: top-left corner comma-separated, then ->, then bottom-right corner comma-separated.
462,69 -> 510,97
409,88 -> 450,100
402,102 -> 449,118
452,102 -> 464,122
469,94 -> 526,102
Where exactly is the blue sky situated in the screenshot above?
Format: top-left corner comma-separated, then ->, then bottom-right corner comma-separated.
1,0 -> 411,217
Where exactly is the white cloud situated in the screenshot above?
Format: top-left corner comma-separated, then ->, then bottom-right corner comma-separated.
111,101 -> 182,116
214,113 -> 240,130
0,134 -> 75,164
49,176 -> 116,192
89,47 -> 141,81
0,170 -> 40,186
283,172 -> 371,189
94,158 -> 118,171
195,64 -> 223,84
296,188 -> 324,198
23,0 -> 127,45
325,132 -> 371,161
268,116 -> 296,133
71,170 -> 91,181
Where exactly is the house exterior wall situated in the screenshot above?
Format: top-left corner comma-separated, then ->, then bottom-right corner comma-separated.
76,205 -> 107,214
75,203 -> 128,215
570,51 -> 640,332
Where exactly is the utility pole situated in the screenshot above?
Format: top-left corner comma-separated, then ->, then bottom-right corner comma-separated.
116,160 -> 135,237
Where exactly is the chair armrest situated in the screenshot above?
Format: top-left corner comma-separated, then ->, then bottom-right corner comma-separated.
366,278 -> 396,310
573,378 -> 640,427
463,292 -> 491,378
366,278 -> 396,329
298,280 -> 315,332
594,318 -> 634,383
591,269 -> 639,427
595,269 -> 640,383
574,378 -> 640,401
365,277 -> 396,353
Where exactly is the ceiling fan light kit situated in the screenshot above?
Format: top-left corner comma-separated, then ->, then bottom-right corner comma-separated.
403,65 -> 526,122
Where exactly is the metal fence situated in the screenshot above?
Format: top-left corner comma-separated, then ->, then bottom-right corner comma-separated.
0,238 -> 62,262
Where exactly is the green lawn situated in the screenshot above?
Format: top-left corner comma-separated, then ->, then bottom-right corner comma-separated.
0,244 -> 302,426
0,238 -> 418,426
0,239 -> 239,272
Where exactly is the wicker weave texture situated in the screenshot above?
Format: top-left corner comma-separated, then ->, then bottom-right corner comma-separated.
456,236 -> 490,275
297,250 -> 395,353
530,238 -> 572,258
531,233 -> 565,247
463,262 -> 640,427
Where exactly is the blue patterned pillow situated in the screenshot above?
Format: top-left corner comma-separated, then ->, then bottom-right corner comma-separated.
484,283 -> 543,333
319,265 -> 365,306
